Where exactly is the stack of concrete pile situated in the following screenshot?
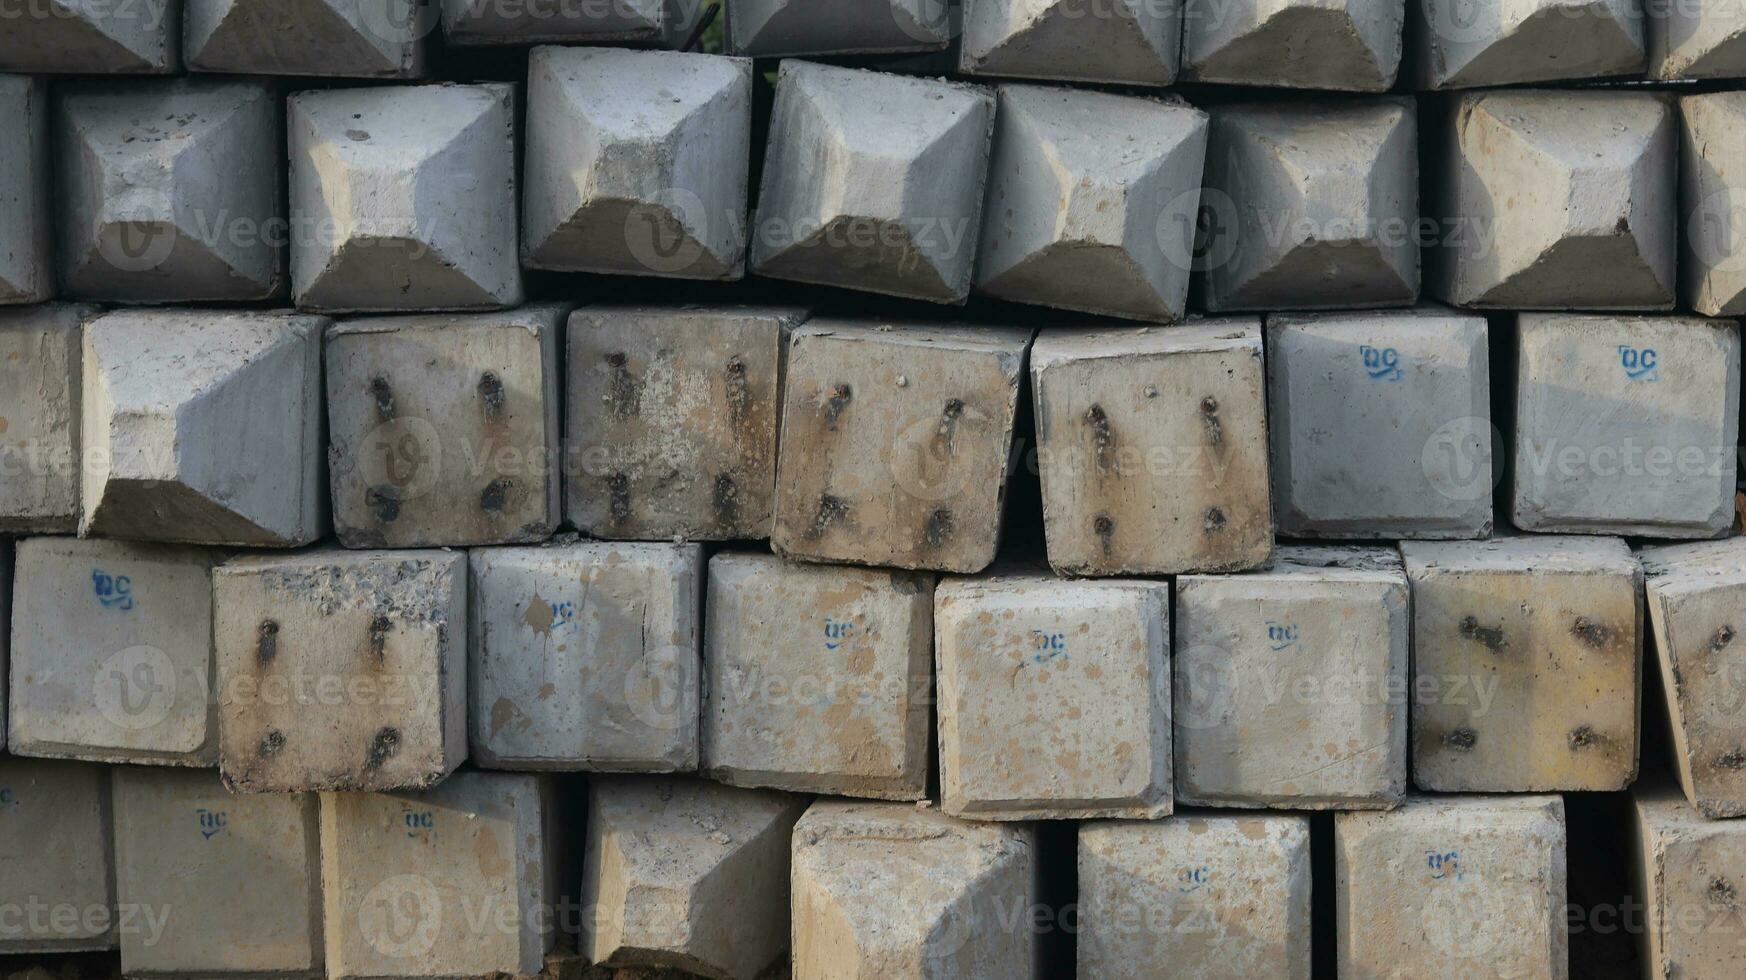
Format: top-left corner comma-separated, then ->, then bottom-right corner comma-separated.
7,1 -> 1746,979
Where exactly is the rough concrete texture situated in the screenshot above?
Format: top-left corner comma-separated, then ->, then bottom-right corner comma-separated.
8,537 -> 222,767
1411,0 -> 1645,88
961,0 -> 1181,85
1336,795 -> 1568,979
1031,321 -> 1272,576
1175,547 -> 1409,810
0,541 -> 8,754
442,0 -> 702,45
321,772 -> 555,979
524,47 -> 751,281
0,304 -> 92,533
185,0 -> 430,77
81,309 -> 326,547
566,306 -> 801,541
1267,307 -> 1493,540
1512,314 -> 1740,538
57,77 -> 283,303
0,0 -> 179,73
0,75 -> 52,304
936,574 -> 1172,821
326,305 -> 566,549
1650,3 -> 1746,78
112,767 -> 321,978
1078,815 -> 1312,979
975,85 -> 1206,322
469,541 -> 703,772
728,0 -> 952,56
1184,0 -> 1401,89
791,800 -> 1037,979
772,321 -> 1029,573
214,548 -> 467,793
1633,784 -> 1746,978
1402,537 -> 1643,793
0,758 -> 115,953
288,83 -> 522,313
704,552 -> 933,800
750,62 -> 995,305
582,776 -> 806,980
1680,93 -> 1746,317
1429,90 -> 1676,310
1201,99 -> 1418,312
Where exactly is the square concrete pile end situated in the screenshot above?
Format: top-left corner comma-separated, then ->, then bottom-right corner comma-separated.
0,304 -> 93,533
1633,784 -> 1746,978
963,0 -> 1182,86
728,0 -> 952,57
1410,0 -> 1645,88
0,0 -> 180,73
184,0 -> 431,77
0,75 -> 52,304
0,758 -> 115,953
1185,0 -> 1402,90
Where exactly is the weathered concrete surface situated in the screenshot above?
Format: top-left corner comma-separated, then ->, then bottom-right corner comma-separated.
1680,93 -> 1746,317
1429,90 -> 1676,310
1078,815 -> 1311,979
215,548 -> 467,793
0,0 -> 179,73
772,321 -> 1029,574
185,0 -> 431,77
728,0 -> 952,56
1411,0 -> 1645,88
112,767 -> 321,978
962,0 -> 1180,85
1202,100 -> 1418,312
524,47 -> 751,281
1402,537 -> 1642,792
1184,0 -> 1401,89
0,541 -> 9,754
57,77 -> 284,303
289,83 -> 522,313
1267,307 -> 1493,540
0,758 -> 115,953
1512,314 -> 1739,538
975,85 -> 1206,322
82,309 -> 327,547
582,776 -> 805,980
9,537 -> 221,767
322,772 -> 555,979
704,553 -> 932,800
1336,795 -> 1568,979
469,541 -> 703,772
936,574 -> 1171,821
442,0 -> 702,45
1031,321 -> 1272,576
0,304 -> 92,533
751,62 -> 995,305
1175,547 -> 1409,810
1633,784 -> 1746,978
326,305 -> 565,549
0,75 -> 52,304
1650,3 -> 1746,78
567,306 -> 801,541
791,800 -> 1036,979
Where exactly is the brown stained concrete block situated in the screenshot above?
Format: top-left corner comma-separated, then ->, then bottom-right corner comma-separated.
1402,536 -> 1643,792
772,321 -> 1029,574
0,758 -> 115,954
1031,321 -> 1272,576
0,303 -> 95,533
566,306 -> 802,541
582,776 -> 806,980
935,574 -> 1171,821
704,552 -> 932,800
791,800 -> 1037,979
1633,784 -> 1746,978
0,74 -> 52,304
185,0 -> 432,78
0,0 -> 179,73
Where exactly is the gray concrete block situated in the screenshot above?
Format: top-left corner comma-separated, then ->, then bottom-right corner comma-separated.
772,321 -> 1029,574
1031,321 -> 1273,576
0,758 -> 115,953
1429,90 -> 1676,310
8,537 -> 221,767
289,82 -> 522,314
321,772 -> 555,979
750,62 -> 995,305
469,541 -> 702,772
1412,0 -> 1645,88
728,0 -> 952,56
566,306 -> 801,541
81,309 -> 327,547
215,548 -> 468,793
582,776 -> 806,980
57,77 -> 284,304
326,305 -> 565,549
1512,314 -> 1740,538
1651,2 -> 1746,78
1175,547 -> 1409,810
936,573 -> 1171,821
1633,784 -> 1746,978
1267,307 -> 1493,540
791,800 -> 1037,979
704,552 -> 932,800
1184,0 -> 1402,90
185,0 -> 431,77
442,0 -> 702,46
0,303 -> 93,533
0,75 -> 52,304
112,767 -> 321,978
1680,93 -> 1746,317
1402,536 -> 1643,793
1336,795 -> 1568,979
524,47 -> 751,281
1201,99 -> 1418,312
0,0 -> 179,73
0,540 -> 8,754
962,0 -> 1180,85
975,85 -> 1206,322
1078,815 -> 1311,979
